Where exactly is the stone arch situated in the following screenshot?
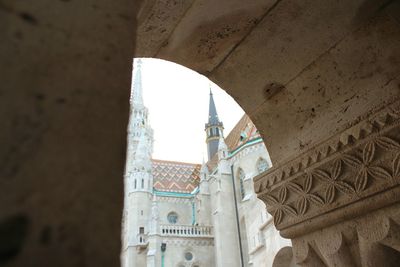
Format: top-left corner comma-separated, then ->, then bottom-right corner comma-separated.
3,0 -> 400,266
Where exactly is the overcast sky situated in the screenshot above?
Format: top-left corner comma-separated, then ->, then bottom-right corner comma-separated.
132,58 -> 244,163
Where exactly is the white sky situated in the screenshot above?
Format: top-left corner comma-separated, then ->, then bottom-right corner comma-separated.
133,58 -> 244,164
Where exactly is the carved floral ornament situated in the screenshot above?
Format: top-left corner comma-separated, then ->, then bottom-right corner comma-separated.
260,134 -> 400,227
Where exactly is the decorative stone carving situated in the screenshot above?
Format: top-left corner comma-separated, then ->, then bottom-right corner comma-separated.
255,100 -> 400,235
255,100 -> 400,266
288,204 -> 400,267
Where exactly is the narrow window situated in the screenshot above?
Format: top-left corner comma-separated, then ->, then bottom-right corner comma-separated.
134,179 -> 137,189
238,168 -> 245,199
141,179 -> 144,188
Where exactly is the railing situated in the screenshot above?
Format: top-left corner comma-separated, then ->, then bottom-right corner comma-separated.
160,224 -> 213,237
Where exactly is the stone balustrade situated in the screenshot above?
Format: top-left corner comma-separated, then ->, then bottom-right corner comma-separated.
160,224 -> 213,238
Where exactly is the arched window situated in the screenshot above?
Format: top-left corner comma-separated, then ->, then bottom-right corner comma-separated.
257,158 -> 270,173
134,179 -> 137,189
238,168 -> 245,199
141,179 -> 144,188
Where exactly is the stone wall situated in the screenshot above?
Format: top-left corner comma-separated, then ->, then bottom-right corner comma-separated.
1,0 -> 141,265
2,0 -> 400,265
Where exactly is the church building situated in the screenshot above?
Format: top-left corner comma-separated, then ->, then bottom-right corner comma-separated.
121,59 -> 290,267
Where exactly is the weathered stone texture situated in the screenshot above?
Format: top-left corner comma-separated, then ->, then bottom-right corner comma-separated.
1,0 -> 140,265
137,0 -> 400,265
2,0 -> 400,265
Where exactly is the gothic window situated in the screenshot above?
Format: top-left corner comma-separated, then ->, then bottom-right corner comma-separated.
238,168 -> 245,199
257,158 -> 270,173
134,179 -> 137,189
216,127 -> 219,136
141,179 -> 144,189
167,212 -> 178,224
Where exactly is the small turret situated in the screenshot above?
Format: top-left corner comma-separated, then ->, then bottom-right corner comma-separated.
218,133 -> 228,161
200,158 -> 209,180
199,159 -> 210,194
217,134 -> 230,174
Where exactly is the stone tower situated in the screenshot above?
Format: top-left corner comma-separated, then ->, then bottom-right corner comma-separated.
205,90 -> 224,160
204,93 -> 242,267
210,135 -> 242,267
123,59 -> 154,267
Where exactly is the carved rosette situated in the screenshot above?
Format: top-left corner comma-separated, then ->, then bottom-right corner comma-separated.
254,101 -> 400,234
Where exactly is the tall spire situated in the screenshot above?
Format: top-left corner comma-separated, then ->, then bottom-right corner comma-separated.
208,89 -> 220,125
131,58 -> 143,106
205,87 -> 224,161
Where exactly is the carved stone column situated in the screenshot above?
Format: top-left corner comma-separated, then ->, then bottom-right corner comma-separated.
255,101 -> 400,266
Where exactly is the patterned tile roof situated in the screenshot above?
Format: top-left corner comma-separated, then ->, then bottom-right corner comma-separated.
225,114 -> 260,150
152,159 -> 201,193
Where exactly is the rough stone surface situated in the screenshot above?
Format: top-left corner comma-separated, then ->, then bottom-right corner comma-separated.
136,0 -> 400,266
1,0 -> 140,265
137,0 -> 400,164
2,0 -> 400,265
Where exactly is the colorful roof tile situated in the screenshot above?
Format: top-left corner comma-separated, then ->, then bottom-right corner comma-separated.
151,159 -> 201,193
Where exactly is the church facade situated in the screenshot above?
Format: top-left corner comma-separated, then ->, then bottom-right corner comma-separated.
121,59 -> 290,267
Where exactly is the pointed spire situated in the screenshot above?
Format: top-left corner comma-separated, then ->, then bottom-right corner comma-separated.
208,88 -> 220,125
205,86 -> 224,160
131,58 -> 144,106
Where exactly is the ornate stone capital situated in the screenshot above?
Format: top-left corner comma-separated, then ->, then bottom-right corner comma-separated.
254,100 -> 400,238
